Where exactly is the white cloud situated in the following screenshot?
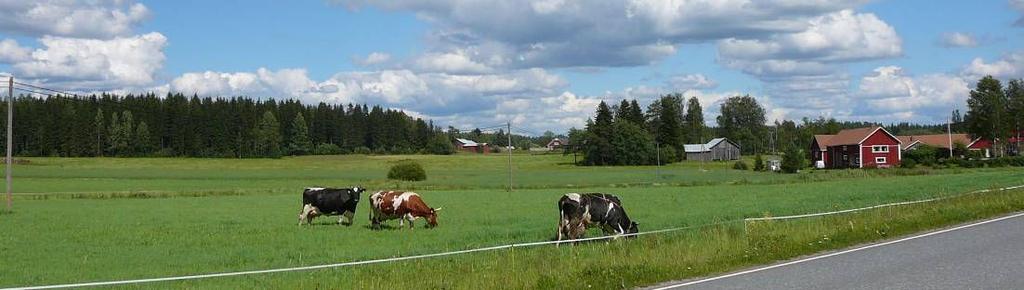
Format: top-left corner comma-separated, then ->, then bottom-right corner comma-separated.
412,49 -> 493,74
353,52 -> 391,66
0,1 -> 150,38
666,73 -> 718,91
939,32 -> 978,48
336,0 -> 870,68
718,10 -> 901,67
11,32 -> 167,89
962,51 -> 1024,80
0,39 -> 32,63
855,66 -> 970,122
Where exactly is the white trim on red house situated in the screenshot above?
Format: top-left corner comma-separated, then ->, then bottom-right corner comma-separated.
857,126 -> 901,146
966,137 -> 982,148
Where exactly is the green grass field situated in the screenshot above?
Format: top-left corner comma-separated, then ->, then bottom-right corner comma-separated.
0,154 -> 1022,288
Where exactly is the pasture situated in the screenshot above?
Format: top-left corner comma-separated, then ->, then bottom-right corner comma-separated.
1,153 -> 1023,288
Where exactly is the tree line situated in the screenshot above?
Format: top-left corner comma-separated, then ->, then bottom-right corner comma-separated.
0,93 -> 463,158
569,89 -> 1000,166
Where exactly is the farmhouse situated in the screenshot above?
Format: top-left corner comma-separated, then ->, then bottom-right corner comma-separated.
684,138 -> 741,161
454,138 -> 488,154
810,126 -> 901,169
896,134 -> 992,157
546,138 -> 567,150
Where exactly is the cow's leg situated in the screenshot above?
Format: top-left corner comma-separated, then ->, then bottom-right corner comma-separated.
342,211 -> 354,226
405,214 -> 416,229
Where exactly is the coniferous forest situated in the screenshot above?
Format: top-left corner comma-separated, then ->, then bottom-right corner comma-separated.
0,93 -> 455,158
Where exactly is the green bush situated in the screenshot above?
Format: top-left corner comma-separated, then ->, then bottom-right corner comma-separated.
425,135 -> 455,155
901,158 -> 917,169
387,160 -> 427,181
781,146 -> 806,174
733,160 -> 750,170
659,146 -> 678,163
312,143 -> 342,155
753,154 -> 764,171
353,146 -> 371,155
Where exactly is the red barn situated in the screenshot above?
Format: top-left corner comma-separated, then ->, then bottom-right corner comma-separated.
811,126 -> 901,169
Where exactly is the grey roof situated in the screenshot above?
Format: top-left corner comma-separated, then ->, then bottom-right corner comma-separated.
683,138 -> 731,153
455,138 -> 478,146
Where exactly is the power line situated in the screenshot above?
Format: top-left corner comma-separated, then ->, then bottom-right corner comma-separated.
13,87 -> 60,98
13,82 -> 80,97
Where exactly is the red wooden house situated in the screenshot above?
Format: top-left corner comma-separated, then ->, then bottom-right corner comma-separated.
810,126 -> 901,169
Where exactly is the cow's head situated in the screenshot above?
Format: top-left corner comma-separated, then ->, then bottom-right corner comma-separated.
627,221 -> 639,235
351,186 -> 365,194
426,207 -> 442,228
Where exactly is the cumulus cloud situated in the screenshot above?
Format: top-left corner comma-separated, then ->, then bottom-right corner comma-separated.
962,51 -> 1024,80
11,32 -> 167,89
0,0 -> 150,38
666,74 -> 718,91
718,10 -> 901,69
939,32 -> 978,48
336,0 -> 869,69
0,39 -> 32,63
412,49 -> 493,74
854,66 -> 970,122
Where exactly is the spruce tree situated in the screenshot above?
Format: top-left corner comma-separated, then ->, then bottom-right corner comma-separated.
683,97 -> 705,144
94,108 -> 105,156
121,111 -> 134,156
136,121 -> 152,155
254,110 -> 282,157
288,112 -> 312,155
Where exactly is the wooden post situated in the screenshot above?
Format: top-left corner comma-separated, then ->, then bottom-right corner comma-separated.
507,121 -> 512,192
6,76 -> 12,212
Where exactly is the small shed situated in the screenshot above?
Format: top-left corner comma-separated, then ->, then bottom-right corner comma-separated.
454,138 -> 488,154
684,138 -> 741,161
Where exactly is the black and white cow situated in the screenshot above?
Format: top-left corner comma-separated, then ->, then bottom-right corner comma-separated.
557,193 -> 638,241
298,187 -> 365,226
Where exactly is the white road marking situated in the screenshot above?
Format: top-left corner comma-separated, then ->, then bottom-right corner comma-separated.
651,211 -> 1024,290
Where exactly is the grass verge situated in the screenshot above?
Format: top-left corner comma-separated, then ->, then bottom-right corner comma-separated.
136,187 -> 1024,289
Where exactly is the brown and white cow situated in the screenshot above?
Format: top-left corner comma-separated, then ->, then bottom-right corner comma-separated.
369,191 -> 441,229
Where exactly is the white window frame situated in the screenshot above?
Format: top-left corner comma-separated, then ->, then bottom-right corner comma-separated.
875,157 -> 887,164
872,145 -> 889,153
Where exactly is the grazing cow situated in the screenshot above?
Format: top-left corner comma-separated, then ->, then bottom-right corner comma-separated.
298,187 -> 365,226
369,191 -> 441,229
557,193 -> 638,241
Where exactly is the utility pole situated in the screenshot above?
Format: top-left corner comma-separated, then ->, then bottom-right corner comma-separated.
507,121 -> 512,193
947,119 -> 953,158
6,76 -> 12,212
655,142 -> 661,179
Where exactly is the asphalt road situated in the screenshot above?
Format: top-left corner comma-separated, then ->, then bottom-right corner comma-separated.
648,212 -> 1024,290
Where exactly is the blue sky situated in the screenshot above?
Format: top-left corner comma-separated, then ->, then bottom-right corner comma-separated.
2,0 -> 1023,134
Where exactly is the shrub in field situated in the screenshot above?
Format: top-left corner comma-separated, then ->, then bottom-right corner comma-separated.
659,146 -> 678,163
733,160 -> 749,170
781,146 -> 806,173
905,145 -> 937,166
312,143 -> 342,155
901,158 -> 917,169
753,154 -> 764,171
425,135 -> 455,155
353,146 -> 372,155
387,160 -> 426,181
